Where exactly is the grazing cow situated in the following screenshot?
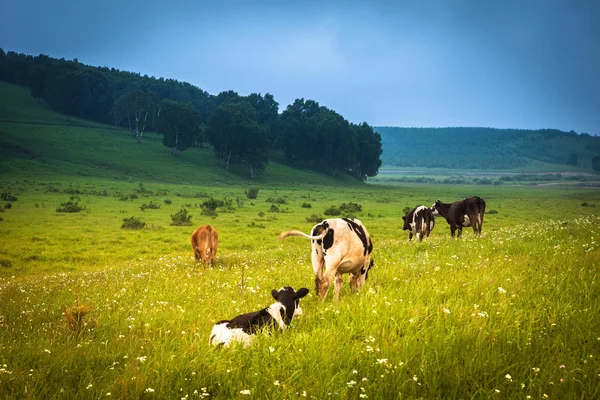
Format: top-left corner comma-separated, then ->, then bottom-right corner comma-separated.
209,286 -> 309,348
279,218 -> 373,300
431,196 -> 486,237
191,225 -> 218,265
402,205 -> 435,241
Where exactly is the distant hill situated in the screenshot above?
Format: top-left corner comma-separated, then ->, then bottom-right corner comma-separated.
0,82 -> 361,187
375,126 -> 600,172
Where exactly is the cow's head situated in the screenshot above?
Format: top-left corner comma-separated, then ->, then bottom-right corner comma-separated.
401,213 -> 410,230
271,286 -> 309,319
431,200 -> 441,216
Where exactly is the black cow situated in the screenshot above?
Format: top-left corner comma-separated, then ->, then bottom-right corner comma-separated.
431,196 -> 486,237
402,205 -> 435,241
279,218 -> 373,300
209,286 -> 309,347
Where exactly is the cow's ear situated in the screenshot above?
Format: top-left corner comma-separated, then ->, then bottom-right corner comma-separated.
271,289 -> 279,300
294,288 -> 309,299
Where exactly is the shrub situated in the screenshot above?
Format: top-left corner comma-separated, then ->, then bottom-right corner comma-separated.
301,202 -> 312,208
306,214 -> 324,223
201,208 -> 218,217
121,216 -> 146,229
140,201 -> 161,211
164,199 -> 172,205
63,298 -> 95,336
201,197 -> 224,212
56,200 -> 85,213
247,221 -> 266,228
402,206 -> 411,215
339,202 -> 362,217
324,205 -> 341,216
1,192 -> 17,201
245,187 -> 259,199
170,208 -> 193,226
269,204 -> 280,213
4,203 -> 12,209
487,209 -> 499,215
236,197 -> 245,208
266,196 -> 287,204
258,211 -> 265,217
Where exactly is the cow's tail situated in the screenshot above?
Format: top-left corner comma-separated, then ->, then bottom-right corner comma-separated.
477,197 -> 486,234
278,230 -> 327,241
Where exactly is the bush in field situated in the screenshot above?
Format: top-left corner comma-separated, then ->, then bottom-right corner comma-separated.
402,206 -> 411,214
4,203 -> 12,209
301,202 -> 312,208
1,192 -> 17,201
266,196 -> 287,204
245,187 -> 259,199
121,216 -> 146,229
56,200 -> 85,213
247,221 -> 266,228
164,198 -> 172,205
488,209 -> 499,214
140,201 -> 161,211
202,197 -> 224,212
62,298 -> 95,336
324,202 -> 362,217
324,205 -> 340,216
306,214 -> 324,223
236,197 -> 245,208
170,207 -> 193,226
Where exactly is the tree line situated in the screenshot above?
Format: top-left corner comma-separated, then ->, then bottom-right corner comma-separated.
0,49 -> 382,180
376,126 -> 600,171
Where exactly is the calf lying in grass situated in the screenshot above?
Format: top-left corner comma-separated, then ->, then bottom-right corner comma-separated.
209,286 -> 309,347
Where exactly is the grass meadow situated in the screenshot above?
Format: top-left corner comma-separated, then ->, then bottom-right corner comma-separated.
1,178 -> 599,399
1,81 -> 599,398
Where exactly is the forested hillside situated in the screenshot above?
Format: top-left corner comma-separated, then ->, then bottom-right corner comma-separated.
375,126 -> 600,171
0,49 -> 382,180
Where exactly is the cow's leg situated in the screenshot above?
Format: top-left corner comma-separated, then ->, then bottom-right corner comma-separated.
334,273 -> 344,301
450,225 -> 456,237
194,248 -> 201,262
319,252 -> 343,300
311,249 -> 325,295
409,232 -> 413,241
418,233 -> 423,242
457,226 -> 463,238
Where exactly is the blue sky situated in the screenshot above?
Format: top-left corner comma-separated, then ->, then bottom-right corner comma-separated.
1,0 -> 598,134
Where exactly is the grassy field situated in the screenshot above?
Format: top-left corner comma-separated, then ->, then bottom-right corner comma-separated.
1,178 -> 599,399
1,82 -> 600,399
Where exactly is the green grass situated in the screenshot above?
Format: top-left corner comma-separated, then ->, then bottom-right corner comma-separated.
1,81 -> 600,399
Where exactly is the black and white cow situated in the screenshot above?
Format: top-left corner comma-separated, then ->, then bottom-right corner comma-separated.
279,218 -> 373,300
402,205 -> 435,241
431,196 -> 486,237
209,286 -> 309,348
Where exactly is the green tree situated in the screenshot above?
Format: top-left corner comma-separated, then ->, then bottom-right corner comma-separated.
206,100 -> 269,178
351,122 -> 383,181
157,99 -> 200,156
592,156 -> 600,172
49,70 -> 91,119
566,153 -> 579,166
112,90 -> 157,143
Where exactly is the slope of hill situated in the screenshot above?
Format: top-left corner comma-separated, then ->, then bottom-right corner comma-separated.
375,126 -> 600,172
0,82 -> 361,187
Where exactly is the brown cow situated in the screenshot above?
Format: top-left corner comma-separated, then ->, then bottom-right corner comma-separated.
191,225 -> 218,265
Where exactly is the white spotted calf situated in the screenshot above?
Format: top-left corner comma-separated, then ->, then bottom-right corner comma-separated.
209,286 -> 309,348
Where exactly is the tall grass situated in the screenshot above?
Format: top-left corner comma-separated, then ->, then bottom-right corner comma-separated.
0,178 -> 599,399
